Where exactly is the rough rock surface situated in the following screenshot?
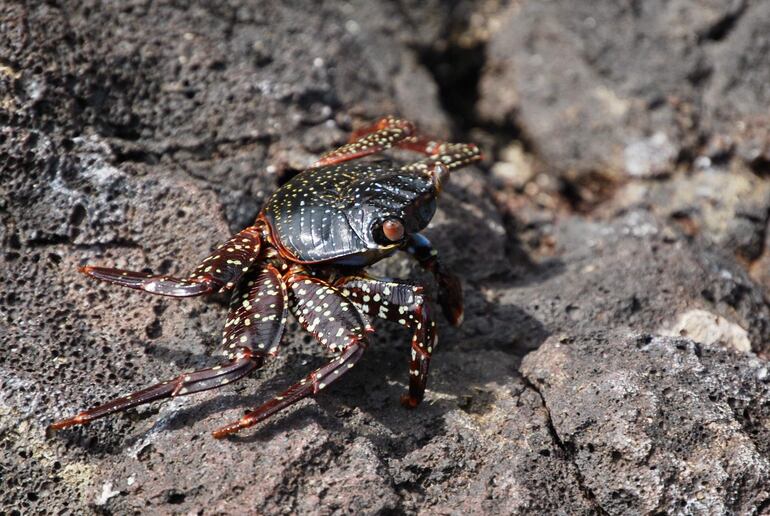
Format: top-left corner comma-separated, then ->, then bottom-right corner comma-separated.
522,332 -> 770,514
3,1 -> 770,514
479,0 -> 770,180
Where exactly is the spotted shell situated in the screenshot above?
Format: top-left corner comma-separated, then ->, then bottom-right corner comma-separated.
262,162 -> 437,264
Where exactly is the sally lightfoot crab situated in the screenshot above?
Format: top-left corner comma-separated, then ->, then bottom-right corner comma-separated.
49,116 -> 481,438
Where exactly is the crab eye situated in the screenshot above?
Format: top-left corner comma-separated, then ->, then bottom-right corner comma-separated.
381,218 -> 405,242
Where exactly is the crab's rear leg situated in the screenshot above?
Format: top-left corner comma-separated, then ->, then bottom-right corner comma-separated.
48,351 -> 260,431
336,276 -> 436,408
81,225 -> 263,297
49,264 -> 288,432
212,272 -> 370,438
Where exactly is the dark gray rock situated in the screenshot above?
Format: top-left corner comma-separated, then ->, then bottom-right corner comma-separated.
704,1 -> 770,159
521,332 -> 770,514
493,210 -> 770,355
478,0 -> 770,179
609,161 -> 770,264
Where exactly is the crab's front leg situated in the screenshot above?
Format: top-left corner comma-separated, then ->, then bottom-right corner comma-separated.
81,224 -> 264,297
402,233 -> 463,326
335,276 -> 436,408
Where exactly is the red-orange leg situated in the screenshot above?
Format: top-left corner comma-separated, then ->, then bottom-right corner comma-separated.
313,116 -> 481,184
212,342 -> 365,438
335,276 -> 437,408
81,225 -> 263,297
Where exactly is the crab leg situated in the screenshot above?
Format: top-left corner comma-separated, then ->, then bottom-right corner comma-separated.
48,351 -> 260,431
212,272 -> 370,438
313,116 -> 480,178
219,264 -> 289,358
49,265 -> 288,431
400,141 -> 482,175
335,276 -> 437,408
402,233 -> 463,326
80,225 -> 263,297
311,116 -> 416,167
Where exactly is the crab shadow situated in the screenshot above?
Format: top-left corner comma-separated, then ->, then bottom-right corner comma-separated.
165,296 -> 548,457
55,293 -> 550,458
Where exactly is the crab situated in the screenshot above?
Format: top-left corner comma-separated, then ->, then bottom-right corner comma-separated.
49,116 -> 481,438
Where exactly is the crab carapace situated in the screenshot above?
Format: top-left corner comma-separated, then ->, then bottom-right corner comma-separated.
49,116 -> 481,438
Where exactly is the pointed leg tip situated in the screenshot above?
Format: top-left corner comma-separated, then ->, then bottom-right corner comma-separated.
46,420 -> 76,437
212,414 -> 256,439
211,421 -> 243,439
47,421 -> 66,431
400,394 -> 421,409
47,419 -> 74,432
48,412 -> 89,432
